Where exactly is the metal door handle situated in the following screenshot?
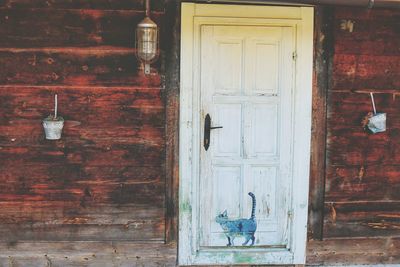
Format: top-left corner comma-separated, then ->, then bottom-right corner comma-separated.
204,113 -> 223,151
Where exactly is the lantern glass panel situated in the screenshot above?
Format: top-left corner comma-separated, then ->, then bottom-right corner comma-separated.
136,26 -> 158,62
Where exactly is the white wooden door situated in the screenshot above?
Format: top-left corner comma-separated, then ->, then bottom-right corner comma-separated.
179,3 -> 313,265
200,25 -> 294,247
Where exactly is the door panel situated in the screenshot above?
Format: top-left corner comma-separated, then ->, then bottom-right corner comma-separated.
214,104 -> 242,157
216,41 -> 243,92
248,103 -> 279,157
252,42 -> 279,94
200,25 -> 294,247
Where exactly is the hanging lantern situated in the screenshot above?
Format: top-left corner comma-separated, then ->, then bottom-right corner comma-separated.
135,0 -> 159,75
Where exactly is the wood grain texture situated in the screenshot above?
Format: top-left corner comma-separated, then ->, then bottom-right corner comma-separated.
0,85 -> 165,241
164,0 -> 180,243
0,86 -> 164,141
332,7 -> 400,90
308,6 -> 333,241
0,0 -> 165,11
333,54 -> 400,90
323,201 -> 400,238
0,222 -> 165,242
0,50 -> 161,86
0,0 -> 167,243
0,8 -> 163,47
324,7 -> 400,242
307,237 -> 400,265
325,164 -> 400,202
0,241 -> 177,267
0,0 -> 399,265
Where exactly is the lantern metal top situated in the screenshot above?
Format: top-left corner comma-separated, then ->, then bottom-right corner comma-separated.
137,16 -> 158,28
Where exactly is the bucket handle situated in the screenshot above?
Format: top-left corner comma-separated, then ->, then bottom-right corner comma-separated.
370,92 -> 377,115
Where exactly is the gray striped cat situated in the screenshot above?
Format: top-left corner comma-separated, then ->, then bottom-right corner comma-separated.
215,192 -> 257,246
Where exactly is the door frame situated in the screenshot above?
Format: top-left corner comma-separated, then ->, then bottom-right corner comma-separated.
179,3 -> 314,265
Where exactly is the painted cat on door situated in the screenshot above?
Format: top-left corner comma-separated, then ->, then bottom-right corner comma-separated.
216,192 -> 257,246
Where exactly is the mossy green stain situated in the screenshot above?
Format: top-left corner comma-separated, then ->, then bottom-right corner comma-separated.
232,252 -> 254,264
180,201 -> 192,213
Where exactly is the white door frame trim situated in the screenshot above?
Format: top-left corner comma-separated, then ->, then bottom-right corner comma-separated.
179,3 -> 314,265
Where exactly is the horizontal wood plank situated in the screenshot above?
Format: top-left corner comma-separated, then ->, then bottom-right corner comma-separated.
0,124 -> 164,147
0,8 -> 164,47
0,241 -> 176,267
0,222 -> 165,241
0,50 -> 161,86
0,177 -> 164,202
0,202 -> 164,224
0,144 -> 164,166
335,38 -> 400,56
333,54 -> 400,90
325,165 -> 400,201
307,237 -> 400,265
334,7 -> 400,20
323,201 -> 400,238
0,165 -> 163,186
0,0 -> 165,11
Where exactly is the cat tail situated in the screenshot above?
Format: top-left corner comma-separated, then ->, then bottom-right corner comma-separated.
248,192 -> 256,220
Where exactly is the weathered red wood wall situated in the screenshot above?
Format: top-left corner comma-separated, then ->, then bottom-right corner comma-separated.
308,6 -> 400,265
0,1 -> 399,266
326,6 -> 400,239
0,0 -> 168,243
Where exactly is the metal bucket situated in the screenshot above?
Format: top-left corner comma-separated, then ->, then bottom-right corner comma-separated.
366,93 -> 386,134
43,117 -> 64,140
367,113 -> 386,134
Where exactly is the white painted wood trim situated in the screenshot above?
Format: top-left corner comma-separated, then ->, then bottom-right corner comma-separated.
193,4 -> 303,19
179,3 -> 195,265
179,3 -> 314,265
291,6 -> 314,264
